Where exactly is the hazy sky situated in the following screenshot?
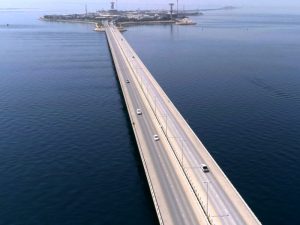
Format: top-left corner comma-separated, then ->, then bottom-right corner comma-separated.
1,0 -> 299,12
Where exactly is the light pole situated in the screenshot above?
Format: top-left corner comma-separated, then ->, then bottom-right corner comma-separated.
181,138 -> 184,167
204,181 -> 209,215
154,96 -> 157,115
168,136 -> 185,166
133,66 -> 142,87
144,77 -> 148,94
139,73 -> 142,85
165,115 -> 168,136
159,114 -> 168,137
145,80 -> 149,96
140,74 -> 144,92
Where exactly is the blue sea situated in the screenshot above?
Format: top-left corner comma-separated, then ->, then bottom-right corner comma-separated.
1,8 -> 300,225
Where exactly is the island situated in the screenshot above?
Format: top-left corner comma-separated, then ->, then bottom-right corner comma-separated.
41,3 -> 236,31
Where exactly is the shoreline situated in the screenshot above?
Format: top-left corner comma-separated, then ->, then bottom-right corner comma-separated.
118,20 -> 175,27
40,17 -> 176,27
40,18 -> 97,25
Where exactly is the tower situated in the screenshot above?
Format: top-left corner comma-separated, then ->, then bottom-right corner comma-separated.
169,3 -> 174,20
111,1 -> 115,10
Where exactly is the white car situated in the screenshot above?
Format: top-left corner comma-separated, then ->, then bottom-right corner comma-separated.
153,134 -> 159,141
126,79 -> 130,83
201,164 -> 209,173
136,109 -> 142,115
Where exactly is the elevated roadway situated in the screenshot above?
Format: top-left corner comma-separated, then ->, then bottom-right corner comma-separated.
105,25 -> 261,225
106,25 -> 210,225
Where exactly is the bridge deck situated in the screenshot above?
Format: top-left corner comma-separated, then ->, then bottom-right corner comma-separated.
105,25 -> 261,225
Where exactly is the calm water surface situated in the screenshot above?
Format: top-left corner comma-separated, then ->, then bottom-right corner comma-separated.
0,9 -> 300,225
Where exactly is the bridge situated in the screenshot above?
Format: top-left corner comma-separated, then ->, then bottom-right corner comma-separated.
105,25 -> 261,225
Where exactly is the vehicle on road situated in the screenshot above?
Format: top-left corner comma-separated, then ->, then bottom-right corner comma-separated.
137,109 -> 142,115
153,134 -> 159,141
126,79 -> 130,83
201,164 -> 209,173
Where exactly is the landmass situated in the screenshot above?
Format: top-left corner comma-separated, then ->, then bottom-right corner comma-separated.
41,3 -> 236,29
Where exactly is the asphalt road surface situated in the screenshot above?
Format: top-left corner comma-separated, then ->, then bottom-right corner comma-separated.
106,26 -> 210,225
